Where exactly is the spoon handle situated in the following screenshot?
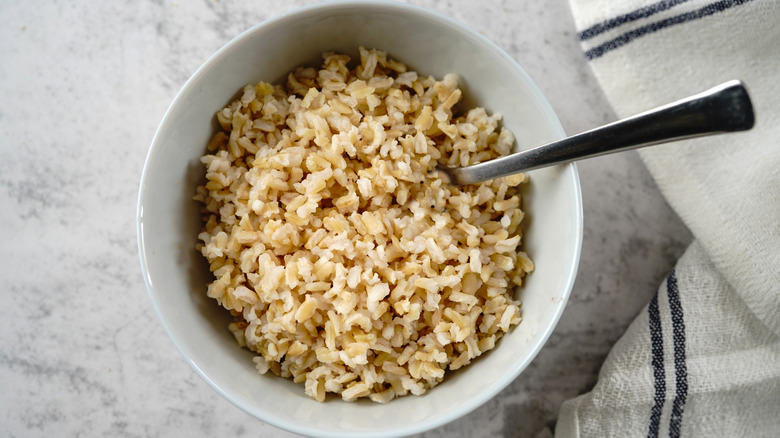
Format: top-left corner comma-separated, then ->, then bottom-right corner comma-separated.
444,80 -> 754,185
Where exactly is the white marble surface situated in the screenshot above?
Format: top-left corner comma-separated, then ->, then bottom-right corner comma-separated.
0,1 -> 692,437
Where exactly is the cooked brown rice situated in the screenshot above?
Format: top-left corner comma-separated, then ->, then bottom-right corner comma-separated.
194,47 -> 534,403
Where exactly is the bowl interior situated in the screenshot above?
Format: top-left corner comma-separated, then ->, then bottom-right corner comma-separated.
138,2 -> 582,437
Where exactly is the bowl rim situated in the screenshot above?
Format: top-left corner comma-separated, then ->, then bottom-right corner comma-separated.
137,1 -> 583,436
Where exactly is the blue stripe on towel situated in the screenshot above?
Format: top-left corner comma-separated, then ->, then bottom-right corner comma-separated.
578,0 -> 691,41
585,0 -> 755,60
648,291 -> 665,438
667,270 -> 688,437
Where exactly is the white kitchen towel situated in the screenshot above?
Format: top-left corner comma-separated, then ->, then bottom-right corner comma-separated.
557,0 -> 780,436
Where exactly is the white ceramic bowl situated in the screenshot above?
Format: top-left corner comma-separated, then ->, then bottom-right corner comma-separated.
137,1 -> 582,437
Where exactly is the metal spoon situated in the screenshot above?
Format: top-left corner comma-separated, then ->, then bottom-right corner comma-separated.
438,80 -> 754,185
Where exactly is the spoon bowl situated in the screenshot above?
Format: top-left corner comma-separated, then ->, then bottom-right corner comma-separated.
137,1 -> 583,437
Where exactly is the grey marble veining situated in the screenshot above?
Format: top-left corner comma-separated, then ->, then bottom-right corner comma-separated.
0,1 -> 692,437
